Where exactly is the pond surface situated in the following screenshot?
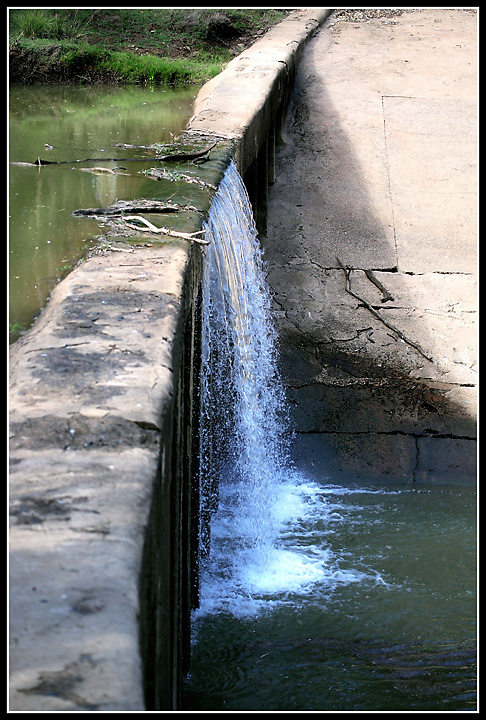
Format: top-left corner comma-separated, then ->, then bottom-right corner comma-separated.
8,83 -> 198,342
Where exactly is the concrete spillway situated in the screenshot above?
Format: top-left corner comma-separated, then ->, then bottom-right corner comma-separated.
9,8 -> 477,711
9,9 -> 333,711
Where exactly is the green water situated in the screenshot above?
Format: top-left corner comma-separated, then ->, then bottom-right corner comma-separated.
183,481 -> 477,711
8,83 -> 198,342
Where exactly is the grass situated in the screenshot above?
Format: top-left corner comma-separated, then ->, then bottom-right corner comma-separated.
9,8 -> 90,41
9,8 -> 293,86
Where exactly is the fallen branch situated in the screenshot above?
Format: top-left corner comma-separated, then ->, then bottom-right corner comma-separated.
72,199 -> 182,216
17,142 -> 219,168
336,257 -> 433,363
122,215 -> 209,244
364,268 -> 395,302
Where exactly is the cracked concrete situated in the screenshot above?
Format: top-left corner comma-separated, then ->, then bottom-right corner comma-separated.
263,9 -> 477,485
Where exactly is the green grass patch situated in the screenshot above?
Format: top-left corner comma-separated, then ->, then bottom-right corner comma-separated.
9,8 -> 293,86
9,8 -> 90,41
96,50 -> 224,85
56,44 -> 224,85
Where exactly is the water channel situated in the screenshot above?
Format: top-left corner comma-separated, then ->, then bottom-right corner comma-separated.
8,87 -> 477,711
8,83 -> 198,342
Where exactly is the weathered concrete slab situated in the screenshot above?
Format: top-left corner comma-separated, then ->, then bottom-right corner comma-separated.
9,239 -> 196,711
264,9 -> 478,485
9,447 -> 156,711
263,86 -> 397,270
383,96 -> 477,273
189,8 -> 333,175
9,243 -> 188,429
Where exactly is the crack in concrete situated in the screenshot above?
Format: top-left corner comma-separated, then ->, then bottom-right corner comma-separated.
403,270 -> 475,276
295,429 -> 476,441
412,435 -> 420,482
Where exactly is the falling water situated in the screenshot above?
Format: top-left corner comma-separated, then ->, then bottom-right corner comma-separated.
199,160 -> 288,592
196,160 -> 369,616
199,159 -> 289,541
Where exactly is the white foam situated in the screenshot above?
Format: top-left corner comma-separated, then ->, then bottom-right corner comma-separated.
195,472 -> 393,619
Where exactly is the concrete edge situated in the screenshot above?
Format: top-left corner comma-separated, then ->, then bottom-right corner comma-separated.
9,9 -> 334,711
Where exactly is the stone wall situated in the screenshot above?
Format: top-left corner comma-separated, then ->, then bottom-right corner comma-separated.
9,242 -> 203,711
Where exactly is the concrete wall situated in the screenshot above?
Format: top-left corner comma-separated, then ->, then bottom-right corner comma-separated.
9,9 -> 333,711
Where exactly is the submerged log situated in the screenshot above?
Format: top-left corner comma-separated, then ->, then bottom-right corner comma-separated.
72,199 -> 182,217
12,143 -> 218,168
155,141 -> 217,162
79,166 -> 130,176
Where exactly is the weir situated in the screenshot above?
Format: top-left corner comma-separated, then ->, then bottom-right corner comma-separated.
9,9 -> 333,711
9,8 -> 476,712
194,162 -> 340,621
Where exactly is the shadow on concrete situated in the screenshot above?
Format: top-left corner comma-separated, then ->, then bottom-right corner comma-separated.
263,42 -> 477,486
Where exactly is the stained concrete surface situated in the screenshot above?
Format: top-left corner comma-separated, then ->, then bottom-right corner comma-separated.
263,9 -> 477,485
8,243 -> 194,710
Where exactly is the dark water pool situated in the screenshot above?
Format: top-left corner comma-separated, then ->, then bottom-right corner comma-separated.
183,479 -> 477,711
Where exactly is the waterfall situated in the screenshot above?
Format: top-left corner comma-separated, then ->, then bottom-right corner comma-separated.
196,160 -> 334,617
194,160 -> 393,623
199,160 -> 290,547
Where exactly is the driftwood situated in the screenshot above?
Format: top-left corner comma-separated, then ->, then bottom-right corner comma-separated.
12,142 -> 218,168
142,166 -> 218,191
336,257 -> 433,363
72,199 -> 183,217
120,215 -> 209,244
